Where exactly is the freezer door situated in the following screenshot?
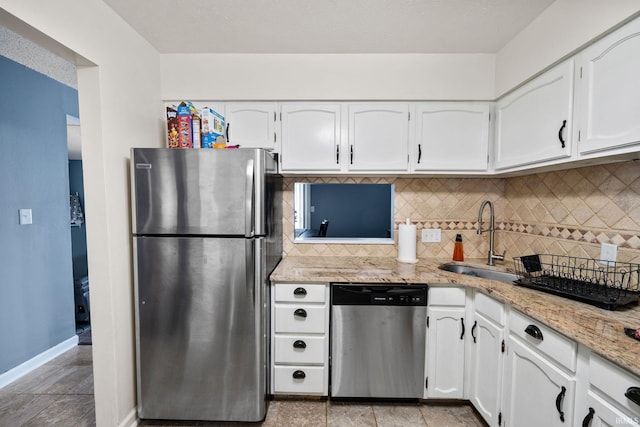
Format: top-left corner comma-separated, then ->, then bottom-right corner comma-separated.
131,148 -> 277,236
134,236 -> 267,421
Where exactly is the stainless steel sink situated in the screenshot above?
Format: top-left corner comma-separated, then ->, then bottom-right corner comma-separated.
439,263 -> 519,283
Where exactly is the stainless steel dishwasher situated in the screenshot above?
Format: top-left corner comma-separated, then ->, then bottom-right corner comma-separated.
330,284 -> 428,399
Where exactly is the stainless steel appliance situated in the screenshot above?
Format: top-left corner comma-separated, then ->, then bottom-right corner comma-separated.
131,148 -> 281,421
330,284 -> 428,399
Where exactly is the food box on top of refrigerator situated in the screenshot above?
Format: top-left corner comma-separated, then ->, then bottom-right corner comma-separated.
201,107 -> 225,149
166,107 -> 179,148
176,104 -> 193,148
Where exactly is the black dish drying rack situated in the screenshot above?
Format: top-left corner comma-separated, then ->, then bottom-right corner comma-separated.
513,254 -> 640,310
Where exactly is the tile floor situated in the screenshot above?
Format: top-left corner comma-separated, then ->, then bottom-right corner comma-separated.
0,345 -> 486,427
0,345 -> 95,426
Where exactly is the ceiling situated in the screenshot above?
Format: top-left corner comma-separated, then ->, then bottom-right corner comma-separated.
102,0 -> 555,54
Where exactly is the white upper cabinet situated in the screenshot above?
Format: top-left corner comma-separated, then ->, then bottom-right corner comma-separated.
348,103 -> 410,172
577,18 -> 640,157
224,102 -> 278,151
279,103 -> 342,172
411,102 -> 490,173
494,59 -> 575,171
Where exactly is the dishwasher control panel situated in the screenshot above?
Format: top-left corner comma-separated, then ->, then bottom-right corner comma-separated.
331,284 -> 428,306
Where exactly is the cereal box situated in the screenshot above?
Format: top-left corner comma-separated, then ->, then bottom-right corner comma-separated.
166,107 -> 179,148
201,107 -> 225,149
176,105 -> 192,148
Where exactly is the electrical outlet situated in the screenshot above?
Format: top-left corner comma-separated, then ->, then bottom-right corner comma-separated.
600,243 -> 617,265
421,229 -> 441,243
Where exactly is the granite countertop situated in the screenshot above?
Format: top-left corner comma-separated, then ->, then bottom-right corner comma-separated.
271,255 -> 640,378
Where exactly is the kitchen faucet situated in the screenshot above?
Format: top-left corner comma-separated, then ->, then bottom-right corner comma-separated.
477,200 -> 505,266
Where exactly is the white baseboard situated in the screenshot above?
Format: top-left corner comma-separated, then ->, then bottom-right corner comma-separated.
0,335 -> 79,389
118,408 -> 138,427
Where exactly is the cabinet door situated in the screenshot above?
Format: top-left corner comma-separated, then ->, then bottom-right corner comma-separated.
495,60 -> 574,170
280,103 -> 341,172
426,306 -> 466,399
348,103 -> 409,172
581,390 -> 640,427
502,336 -> 576,427
469,313 -> 504,427
225,102 -> 278,151
412,102 -> 490,172
578,18 -> 640,156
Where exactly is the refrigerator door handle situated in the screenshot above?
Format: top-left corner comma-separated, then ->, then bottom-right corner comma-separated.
250,238 -> 264,305
245,159 -> 255,237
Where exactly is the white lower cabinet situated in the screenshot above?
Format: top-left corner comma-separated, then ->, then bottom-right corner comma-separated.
583,391 -> 640,427
501,310 -> 578,427
580,354 -> 640,426
469,292 -> 505,427
271,282 -> 329,396
502,335 -> 576,427
425,286 -> 467,399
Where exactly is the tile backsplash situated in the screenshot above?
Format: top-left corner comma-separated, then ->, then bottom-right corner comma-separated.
282,160 -> 640,264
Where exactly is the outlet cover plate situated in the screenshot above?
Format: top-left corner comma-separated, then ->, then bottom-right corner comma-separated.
600,243 -> 617,265
19,209 -> 32,225
421,228 -> 441,243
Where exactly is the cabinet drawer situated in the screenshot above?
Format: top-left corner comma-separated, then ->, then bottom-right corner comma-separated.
274,283 -> 326,303
274,335 -> 325,364
274,305 -> 326,333
509,310 -> 577,372
429,286 -> 466,306
474,291 -> 504,325
273,365 -> 325,395
590,354 -> 640,418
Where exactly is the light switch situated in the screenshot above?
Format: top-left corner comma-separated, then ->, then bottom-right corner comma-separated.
19,209 -> 32,225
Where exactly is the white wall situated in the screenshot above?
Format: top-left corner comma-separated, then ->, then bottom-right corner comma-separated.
0,1 -> 162,426
495,0 -> 640,97
160,53 -> 496,100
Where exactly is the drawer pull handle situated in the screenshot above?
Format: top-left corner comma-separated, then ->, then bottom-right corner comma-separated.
555,386 -> 566,422
582,407 -> 595,427
292,370 -> 306,380
293,287 -> 307,296
471,320 -> 477,344
558,119 -> 567,148
293,340 -> 307,349
525,324 -> 544,341
625,387 -> 640,406
294,308 -> 307,318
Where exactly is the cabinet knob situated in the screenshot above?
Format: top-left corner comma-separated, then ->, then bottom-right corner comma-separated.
292,370 -> 306,380
293,340 -> 307,349
294,308 -> 307,318
293,287 -> 307,296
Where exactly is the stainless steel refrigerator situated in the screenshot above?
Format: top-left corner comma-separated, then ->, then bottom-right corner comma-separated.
131,148 -> 282,422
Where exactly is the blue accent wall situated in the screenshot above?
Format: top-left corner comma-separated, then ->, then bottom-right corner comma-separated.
0,55 -> 79,374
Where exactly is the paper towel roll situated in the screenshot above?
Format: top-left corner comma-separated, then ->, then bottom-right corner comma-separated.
397,219 -> 417,263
